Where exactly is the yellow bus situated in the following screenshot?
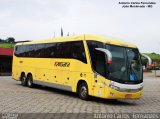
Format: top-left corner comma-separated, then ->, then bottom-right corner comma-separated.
12,34 -> 143,100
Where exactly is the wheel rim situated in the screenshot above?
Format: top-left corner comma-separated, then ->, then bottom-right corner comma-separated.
81,86 -> 87,98
21,76 -> 25,84
28,76 -> 32,86
28,78 -> 31,86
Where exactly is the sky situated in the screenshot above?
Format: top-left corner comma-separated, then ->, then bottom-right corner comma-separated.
0,0 -> 160,53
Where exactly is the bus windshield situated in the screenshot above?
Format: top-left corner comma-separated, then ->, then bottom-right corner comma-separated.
106,45 -> 142,84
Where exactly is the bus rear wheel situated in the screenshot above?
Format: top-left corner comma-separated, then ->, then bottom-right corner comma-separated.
27,74 -> 34,88
78,82 -> 89,100
21,74 -> 27,86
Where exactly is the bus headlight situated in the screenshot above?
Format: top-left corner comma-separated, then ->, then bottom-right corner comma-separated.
104,82 -> 118,90
104,82 -> 120,90
104,82 -> 143,92
110,84 -> 120,91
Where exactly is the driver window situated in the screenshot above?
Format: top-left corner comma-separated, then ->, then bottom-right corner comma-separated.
87,41 -> 106,77
95,51 -> 106,77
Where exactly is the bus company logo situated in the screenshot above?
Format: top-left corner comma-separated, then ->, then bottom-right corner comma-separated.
54,62 -> 70,67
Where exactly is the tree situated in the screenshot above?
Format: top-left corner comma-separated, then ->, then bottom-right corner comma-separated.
141,57 -> 148,67
0,38 -> 5,43
6,37 -> 15,43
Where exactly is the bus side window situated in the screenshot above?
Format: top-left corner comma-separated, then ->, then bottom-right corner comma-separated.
25,45 -> 35,57
56,43 -> 63,58
70,41 -> 87,63
95,51 -> 106,77
19,45 -> 26,57
35,44 -> 45,58
14,46 -> 19,56
61,42 -> 71,58
45,43 -> 56,58
87,41 -> 106,77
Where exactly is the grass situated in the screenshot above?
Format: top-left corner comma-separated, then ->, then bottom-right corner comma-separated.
0,43 -> 15,48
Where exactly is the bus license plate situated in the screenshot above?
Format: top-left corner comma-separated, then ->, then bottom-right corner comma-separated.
125,94 -> 132,98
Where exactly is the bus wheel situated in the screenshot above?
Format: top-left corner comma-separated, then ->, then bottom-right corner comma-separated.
27,74 -> 34,88
78,82 -> 89,100
21,74 -> 27,86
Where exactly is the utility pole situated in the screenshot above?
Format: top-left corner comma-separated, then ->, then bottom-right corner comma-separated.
61,27 -> 63,37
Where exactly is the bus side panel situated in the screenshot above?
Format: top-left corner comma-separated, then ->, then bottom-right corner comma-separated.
71,72 -> 94,95
12,56 -> 24,81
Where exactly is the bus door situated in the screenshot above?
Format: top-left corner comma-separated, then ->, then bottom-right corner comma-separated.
92,50 -> 106,97
93,48 -> 112,98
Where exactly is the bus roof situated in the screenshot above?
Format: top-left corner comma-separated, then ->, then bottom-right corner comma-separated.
16,34 -> 137,48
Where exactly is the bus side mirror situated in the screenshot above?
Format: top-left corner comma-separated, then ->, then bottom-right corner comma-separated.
141,54 -> 152,66
95,48 -> 112,64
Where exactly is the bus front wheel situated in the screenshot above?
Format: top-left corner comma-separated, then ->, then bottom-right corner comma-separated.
21,74 -> 27,86
78,82 -> 89,100
27,74 -> 34,88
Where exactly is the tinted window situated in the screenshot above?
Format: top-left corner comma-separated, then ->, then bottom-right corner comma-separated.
87,41 -> 106,76
14,41 -> 87,63
107,45 -> 128,81
126,48 -> 142,81
71,41 -> 87,63
15,45 -> 26,57
60,42 -> 72,58
26,45 -> 35,57
14,46 -> 19,56
56,43 -> 63,58
45,43 -> 56,58
35,44 -> 45,57
95,51 -> 106,77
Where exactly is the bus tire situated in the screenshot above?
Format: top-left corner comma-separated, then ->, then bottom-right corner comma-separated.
21,74 -> 27,86
78,82 -> 89,100
27,74 -> 34,88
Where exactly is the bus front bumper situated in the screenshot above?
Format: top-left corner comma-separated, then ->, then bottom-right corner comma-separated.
105,87 -> 143,99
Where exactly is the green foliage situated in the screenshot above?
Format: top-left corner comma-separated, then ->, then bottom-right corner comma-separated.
0,43 -> 15,48
0,37 -> 15,43
144,53 -> 160,60
6,37 -> 15,43
142,53 -> 160,67
141,57 -> 148,66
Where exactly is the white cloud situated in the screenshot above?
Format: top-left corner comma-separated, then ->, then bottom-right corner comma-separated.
0,0 -> 160,53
